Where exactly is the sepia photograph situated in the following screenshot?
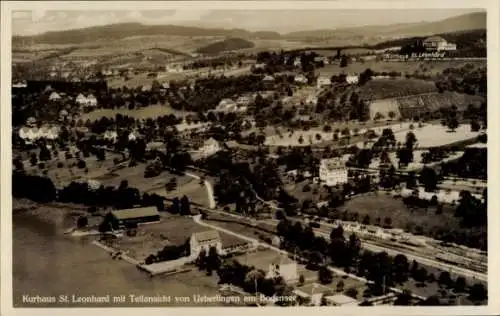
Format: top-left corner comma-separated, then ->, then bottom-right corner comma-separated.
1,1 -> 498,314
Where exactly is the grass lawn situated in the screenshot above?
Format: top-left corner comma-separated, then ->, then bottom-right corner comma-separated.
392,123 -> 482,148
79,104 -> 194,121
340,193 -> 461,235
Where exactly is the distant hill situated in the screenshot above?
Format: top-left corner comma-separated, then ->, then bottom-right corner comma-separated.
12,11 -> 485,47
195,38 -> 255,54
284,12 -> 486,41
12,23 -> 276,46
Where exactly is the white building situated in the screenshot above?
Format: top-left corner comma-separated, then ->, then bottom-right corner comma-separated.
319,158 -> 348,187
75,93 -> 87,106
306,94 -> 318,105
86,94 -> 98,107
189,230 -> 223,258
236,96 -> 252,107
293,283 -> 331,306
423,36 -> 457,51
49,91 -> 62,101
346,75 -> 359,84
317,76 -> 331,89
294,74 -> 308,84
266,255 -> 298,283
263,75 -> 275,82
166,63 -> 184,73
199,138 -> 221,158
324,294 -> 358,306
293,57 -> 302,67
103,130 -> 118,142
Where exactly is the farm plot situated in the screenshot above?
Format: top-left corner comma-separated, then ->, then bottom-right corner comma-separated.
79,104 -> 194,121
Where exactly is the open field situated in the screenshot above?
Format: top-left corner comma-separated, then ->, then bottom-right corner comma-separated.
358,79 -> 438,101
265,122 -> 413,147
317,60 -> 485,77
79,104 -> 194,121
340,193 -> 475,238
392,123 -> 482,148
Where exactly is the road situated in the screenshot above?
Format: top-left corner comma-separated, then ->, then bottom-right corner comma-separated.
192,214 -> 426,301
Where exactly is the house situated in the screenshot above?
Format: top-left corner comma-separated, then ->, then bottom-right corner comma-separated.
86,94 -> 98,107
141,85 -> 152,92
26,117 -> 37,127
266,254 -> 298,282
49,91 -> 62,101
293,57 -> 302,67
319,158 -> 348,187
254,63 -> 266,69
346,74 -> 359,84
262,75 -> 275,82
189,230 -> 223,258
317,76 -> 331,89
293,283 -> 331,306
294,74 -> 308,84
103,130 -> 118,142
215,98 -> 237,112
166,63 -> 184,73
324,294 -> 358,306
46,126 -> 60,140
128,131 -> 140,142
107,206 -> 161,229
18,127 -> 30,140
236,96 -> 252,106
199,137 -> 221,158
75,93 -> 88,106
305,94 -> 318,105
271,236 -> 281,247
423,36 -> 456,51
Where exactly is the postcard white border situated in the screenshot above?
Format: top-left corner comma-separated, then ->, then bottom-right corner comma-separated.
1,1 -> 499,316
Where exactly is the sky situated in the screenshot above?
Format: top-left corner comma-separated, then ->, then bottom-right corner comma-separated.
11,9 -> 482,36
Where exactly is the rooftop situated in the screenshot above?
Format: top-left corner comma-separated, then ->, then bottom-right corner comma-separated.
110,206 -> 160,220
294,283 -> 332,297
320,158 -> 346,170
324,294 -> 358,305
192,230 -> 221,243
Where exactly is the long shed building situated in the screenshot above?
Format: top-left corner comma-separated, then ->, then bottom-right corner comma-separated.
108,206 -> 161,228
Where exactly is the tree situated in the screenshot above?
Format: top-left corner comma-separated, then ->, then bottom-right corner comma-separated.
388,111 -> 396,120
76,216 -> 88,228
170,197 -> 180,214
468,283 -> 487,302
196,249 -> 207,270
206,246 -> 221,275
336,280 -> 345,292
405,132 -> 417,149
454,276 -> 467,293
340,56 -> 348,68
438,271 -> 452,288
180,195 -> 191,215
374,112 -> 384,121
318,266 -> 333,284
394,290 -> 413,306
30,153 -> 38,166
299,274 -> 305,286
470,120 -> 481,132
419,167 -> 438,192
447,118 -> 459,131
330,225 -> 344,240
345,288 -> 358,299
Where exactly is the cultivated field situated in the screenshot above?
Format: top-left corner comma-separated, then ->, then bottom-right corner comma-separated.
317,60 -> 485,77
79,104 -> 194,121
